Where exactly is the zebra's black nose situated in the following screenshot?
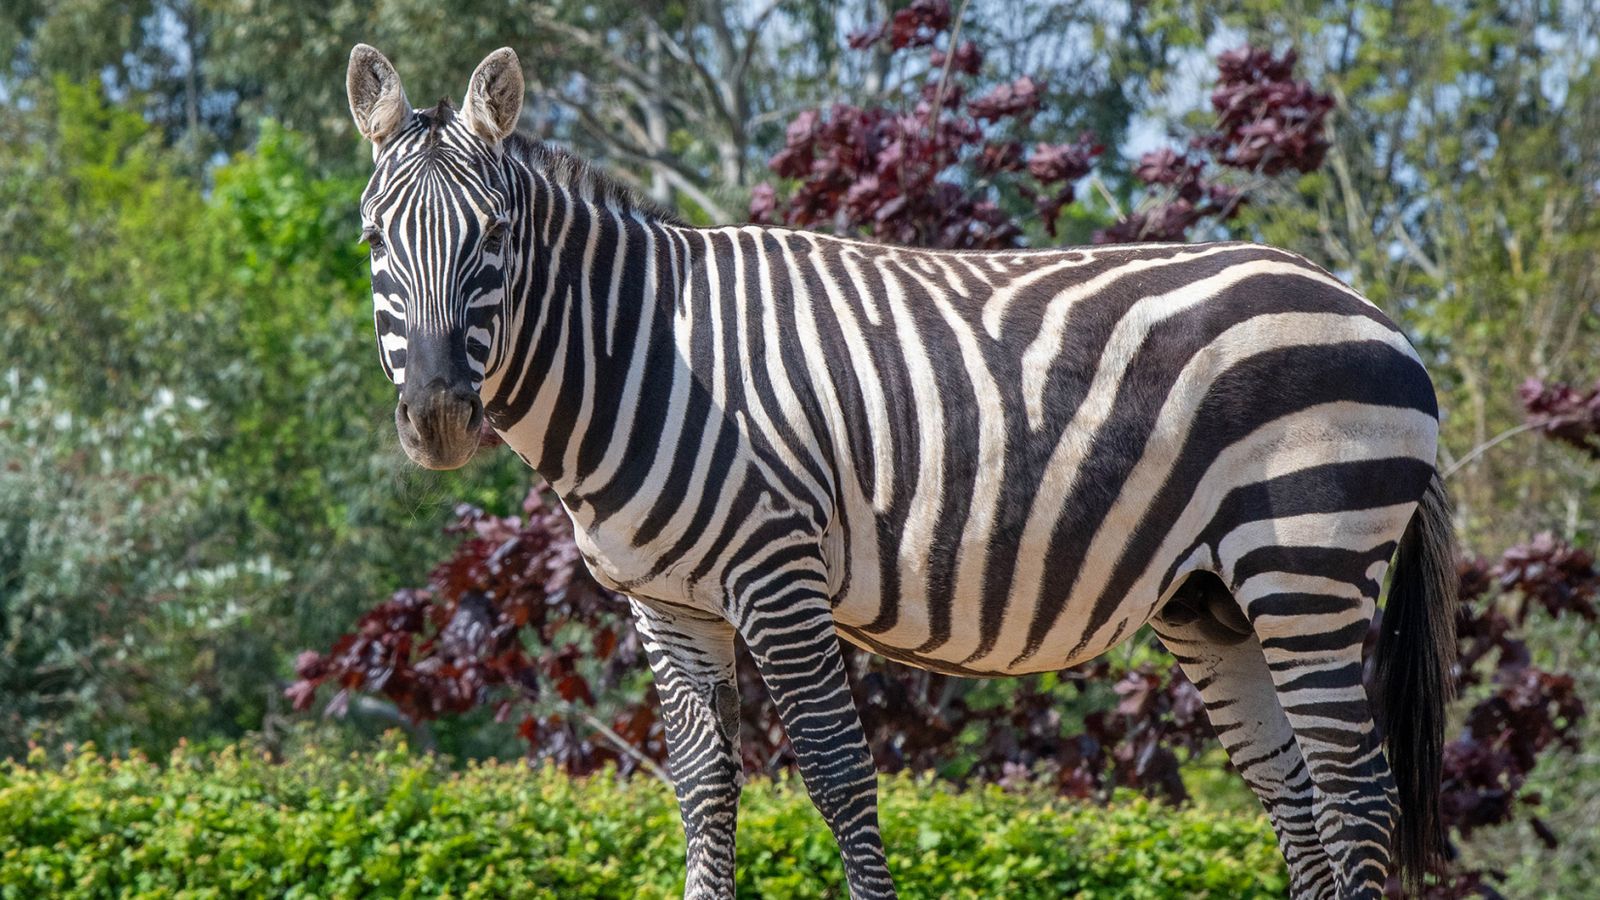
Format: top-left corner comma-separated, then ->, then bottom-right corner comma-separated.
399,383 -> 482,433
395,380 -> 483,469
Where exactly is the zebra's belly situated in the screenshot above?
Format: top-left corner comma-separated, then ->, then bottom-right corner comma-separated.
824,520 -> 1172,678
828,583 -> 1152,679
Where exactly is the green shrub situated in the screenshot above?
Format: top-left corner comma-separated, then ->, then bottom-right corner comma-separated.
0,741 -> 1286,899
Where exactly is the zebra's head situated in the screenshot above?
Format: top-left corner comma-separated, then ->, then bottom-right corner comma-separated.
346,44 -> 524,470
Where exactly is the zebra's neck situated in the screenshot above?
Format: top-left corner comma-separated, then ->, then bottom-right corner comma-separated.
481,155 -> 686,502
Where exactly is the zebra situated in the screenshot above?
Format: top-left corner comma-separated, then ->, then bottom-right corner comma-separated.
346,44 -> 1457,899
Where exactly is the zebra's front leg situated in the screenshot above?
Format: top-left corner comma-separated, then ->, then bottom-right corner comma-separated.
737,583 -> 896,899
630,600 -> 743,899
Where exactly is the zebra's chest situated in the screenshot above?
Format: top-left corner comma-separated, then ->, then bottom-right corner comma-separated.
569,520 -> 674,598
562,506 -> 727,613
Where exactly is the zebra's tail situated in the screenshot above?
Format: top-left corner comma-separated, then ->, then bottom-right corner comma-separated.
1375,472 -> 1458,894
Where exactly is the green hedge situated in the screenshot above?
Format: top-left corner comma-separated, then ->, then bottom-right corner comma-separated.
0,742 -> 1286,899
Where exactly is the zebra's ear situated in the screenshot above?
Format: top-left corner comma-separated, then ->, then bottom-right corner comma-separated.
463,47 -> 524,144
347,44 -> 410,151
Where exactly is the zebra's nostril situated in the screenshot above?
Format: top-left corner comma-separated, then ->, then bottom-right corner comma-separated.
400,388 -> 481,437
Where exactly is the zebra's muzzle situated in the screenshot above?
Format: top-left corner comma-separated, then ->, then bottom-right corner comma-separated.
395,379 -> 483,470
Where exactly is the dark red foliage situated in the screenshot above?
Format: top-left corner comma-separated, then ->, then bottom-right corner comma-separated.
846,654 -> 1213,804
1133,147 -> 1203,192
752,14 -> 1101,249
1520,377 -> 1600,459
287,488 -> 666,776
1094,199 -> 1203,244
847,0 -> 952,51
1423,536 -> 1594,867
759,13 -> 1328,249
1451,558 -> 1529,688
1026,138 -> 1099,184
1096,143 -> 1250,242
966,76 -> 1044,122
1407,871 -> 1510,900
1204,46 -> 1335,176
753,88 -> 1048,248
1494,532 -> 1600,622
930,40 -> 982,77
975,140 -> 1024,176
1096,47 -> 1329,243
1103,663 -> 1212,802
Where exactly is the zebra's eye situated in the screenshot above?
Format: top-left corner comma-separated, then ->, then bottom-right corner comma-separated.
482,217 -> 509,256
362,226 -> 386,259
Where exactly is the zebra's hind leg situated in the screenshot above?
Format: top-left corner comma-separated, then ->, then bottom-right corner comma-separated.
1237,547 -> 1400,899
630,601 -> 743,900
1152,572 -> 1336,899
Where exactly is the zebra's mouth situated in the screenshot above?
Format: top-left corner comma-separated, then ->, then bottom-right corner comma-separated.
394,380 -> 483,470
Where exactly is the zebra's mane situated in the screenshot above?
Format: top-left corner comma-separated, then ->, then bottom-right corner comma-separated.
403,99 -> 678,224
501,131 -> 684,226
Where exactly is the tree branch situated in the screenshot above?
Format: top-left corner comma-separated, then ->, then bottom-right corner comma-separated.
1443,422 -> 1538,480
561,701 -> 673,784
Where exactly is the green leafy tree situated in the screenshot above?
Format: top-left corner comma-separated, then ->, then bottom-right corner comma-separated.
0,80 -> 527,756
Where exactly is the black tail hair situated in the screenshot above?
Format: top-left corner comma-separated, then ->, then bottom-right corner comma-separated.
1376,472 -> 1458,894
